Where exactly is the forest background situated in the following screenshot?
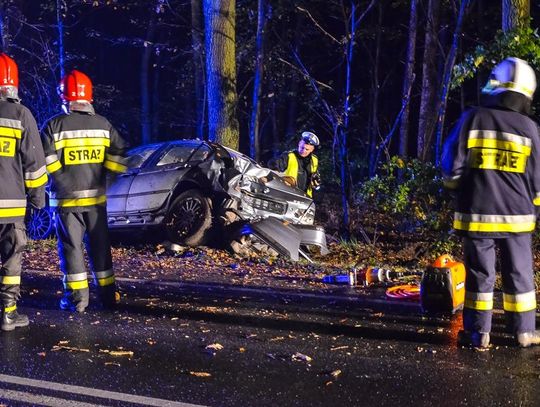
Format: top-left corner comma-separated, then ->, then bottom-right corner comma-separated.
1,0 -> 540,266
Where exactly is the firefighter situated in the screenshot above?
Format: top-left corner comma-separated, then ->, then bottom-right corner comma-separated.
442,57 -> 540,348
0,54 -> 47,330
270,131 -> 321,197
42,70 -> 128,313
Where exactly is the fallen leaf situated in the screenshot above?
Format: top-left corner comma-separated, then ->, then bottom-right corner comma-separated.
292,352 -> 312,363
189,371 -> 211,377
205,343 -> 223,351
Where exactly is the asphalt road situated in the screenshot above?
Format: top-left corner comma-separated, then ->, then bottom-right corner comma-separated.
0,271 -> 539,406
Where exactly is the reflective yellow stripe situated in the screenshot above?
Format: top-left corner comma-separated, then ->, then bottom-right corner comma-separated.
54,137 -> 110,150
453,219 -> 535,233
25,173 -> 48,188
0,207 -> 26,218
97,276 -> 115,287
469,148 -> 527,173
4,304 -> 16,313
464,299 -> 493,311
51,195 -> 106,208
467,138 -> 531,155
503,293 -> 537,313
46,160 -> 62,173
1,276 -> 20,285
66,280 -> 89,290
0,126 -> 21,139
104,160 -> 127,173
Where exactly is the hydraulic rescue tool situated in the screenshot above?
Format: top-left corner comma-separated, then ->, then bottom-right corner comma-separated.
420,254 -> 465,313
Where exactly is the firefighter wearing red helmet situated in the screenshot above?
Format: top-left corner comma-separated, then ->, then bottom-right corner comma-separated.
0,54 -> 47,330
42,69 -> 128,313
443,57 -> 540,348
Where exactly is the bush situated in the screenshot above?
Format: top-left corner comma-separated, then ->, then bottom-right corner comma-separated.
356,156 -> 453,232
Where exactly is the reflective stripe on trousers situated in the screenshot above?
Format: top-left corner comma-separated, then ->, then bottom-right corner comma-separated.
463,235 -> 536,334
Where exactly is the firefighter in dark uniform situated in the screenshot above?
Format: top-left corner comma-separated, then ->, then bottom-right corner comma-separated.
443,57 -> 540,348
270,131 -> 321,197
0,54 -> 47,330
42,70 -> 128,313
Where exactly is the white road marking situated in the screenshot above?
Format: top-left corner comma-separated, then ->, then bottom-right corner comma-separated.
0,373 -> 205,407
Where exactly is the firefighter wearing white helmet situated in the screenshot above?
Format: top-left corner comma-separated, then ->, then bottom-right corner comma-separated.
41,70 -> 129,313
270,131 -> 321,197
0,54 -> 47,330
442,57 -> 540,348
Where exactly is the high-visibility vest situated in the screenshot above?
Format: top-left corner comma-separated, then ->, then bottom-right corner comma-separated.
284,152 -> 318,198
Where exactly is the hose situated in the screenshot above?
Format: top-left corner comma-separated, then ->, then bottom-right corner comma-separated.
386,284 -> 420,300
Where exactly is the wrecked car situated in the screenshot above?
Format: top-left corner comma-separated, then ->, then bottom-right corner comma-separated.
105,139 -> 328,261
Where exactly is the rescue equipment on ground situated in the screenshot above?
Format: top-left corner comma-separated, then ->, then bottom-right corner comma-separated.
420,254 -> 465,314
386,284 -> 420,299
359,267 -> 422,286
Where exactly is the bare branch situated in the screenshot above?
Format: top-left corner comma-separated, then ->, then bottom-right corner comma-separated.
277,57 -> 334,91
355,0 -> 377,27
296,6 -> 342,45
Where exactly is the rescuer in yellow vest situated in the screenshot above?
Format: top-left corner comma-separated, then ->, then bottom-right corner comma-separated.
271,132 -> 321,197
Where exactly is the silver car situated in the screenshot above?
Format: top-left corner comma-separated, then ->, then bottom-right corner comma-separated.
106,140 -> 328,260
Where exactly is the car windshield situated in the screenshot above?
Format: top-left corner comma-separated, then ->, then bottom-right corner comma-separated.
127,144 -> 160,169
157,142 -> 209,166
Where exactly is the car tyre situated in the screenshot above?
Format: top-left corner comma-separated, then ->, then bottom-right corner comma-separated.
164,190 -> 212,246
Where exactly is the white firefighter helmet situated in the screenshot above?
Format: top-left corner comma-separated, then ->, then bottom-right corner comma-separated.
482,57 -> 537,99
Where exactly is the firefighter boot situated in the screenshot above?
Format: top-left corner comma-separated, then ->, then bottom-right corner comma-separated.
99,284 -> 119,310
1,303 -> 29,331
457,330 -> 490,349
59,288 -> 89,313
515,331 -> 540,348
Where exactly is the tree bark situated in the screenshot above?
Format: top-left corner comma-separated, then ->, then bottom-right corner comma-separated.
502,0 -> 530,32
0,2 -> 10,53
417,0 -> 441,160
434,0 -> 471,165
368,3 -> 382,176
191,0 -> 205,139
140,4 -> 158,145
398,0 -> 417,158
249,0 -> 267,161
204,0 -> 240,150
56,0 -> 65,79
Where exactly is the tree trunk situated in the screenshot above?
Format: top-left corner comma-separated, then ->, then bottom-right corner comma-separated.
502,0 -> 530,32
0,2 -> 10,53
151,51 -> 161,141
249,0 -> 267,161
434,0 -> 471,166
204,0 -> 240,150
140,5 -> 158,145
368,4 -> 382,176
56,0 -> 65,79
191,0 -> 206,139
417,0 -> 441,160
398,0 -> 417,158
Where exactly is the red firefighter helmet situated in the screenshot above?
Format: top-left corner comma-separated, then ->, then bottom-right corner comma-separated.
59,70 -> 93,102
0,54 -> 18,89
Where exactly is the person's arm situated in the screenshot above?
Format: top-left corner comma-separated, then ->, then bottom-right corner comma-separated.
41,119 -> 63,175
529,123 -> 540,212
21,109 -> 47,209
104,123 -> 129,173
441,109 -> 473,190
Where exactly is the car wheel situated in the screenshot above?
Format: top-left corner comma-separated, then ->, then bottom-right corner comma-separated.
164,190 -> 212,246
25,208 -> 54,240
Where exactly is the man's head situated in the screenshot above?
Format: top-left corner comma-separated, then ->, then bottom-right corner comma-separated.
297,131 -> 319,157
0,54 -> 19,101
482,57 -> 536,100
